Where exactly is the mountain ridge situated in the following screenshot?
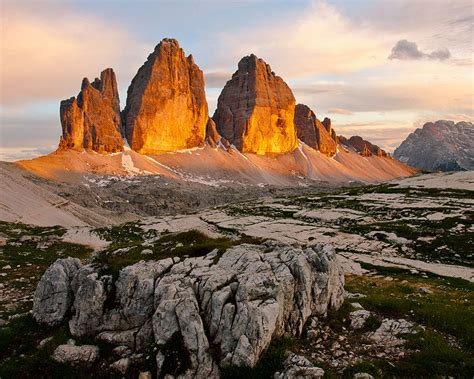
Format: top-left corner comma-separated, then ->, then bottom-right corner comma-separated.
394,120 -> 474,171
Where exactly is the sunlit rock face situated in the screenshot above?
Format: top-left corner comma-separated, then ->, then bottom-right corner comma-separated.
213,54 -> 297,155
123,38 -> 208,153
59,68 -> 123,153
294,104 -> 337,156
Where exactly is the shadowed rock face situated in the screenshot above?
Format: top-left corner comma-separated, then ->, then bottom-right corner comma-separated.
294,104 -> 338,156
205,119 -> 220,148
213,54 -> 297,155
123,38 -> 208,153
59,69 -> 123,153
394,120 -> 474,171
339,135 -> 388,158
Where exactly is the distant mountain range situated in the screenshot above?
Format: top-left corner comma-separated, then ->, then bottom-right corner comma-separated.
394,121 -> 474,172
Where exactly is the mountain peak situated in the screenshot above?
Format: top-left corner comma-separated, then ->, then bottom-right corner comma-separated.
213,54 -> 297,154
394,120 -> 473,171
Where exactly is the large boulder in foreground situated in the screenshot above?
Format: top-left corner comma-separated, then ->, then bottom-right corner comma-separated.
32,241 -> 344,377
294,104 -> 338,156
123,38 -> 208,153
32,257 -> 82,326
59,68 -> 123,153
213,54 -> 298,155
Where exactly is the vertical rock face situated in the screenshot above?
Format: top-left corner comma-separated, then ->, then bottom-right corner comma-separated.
123,38 -> 208,153
59,68 -> 123,153
213,54 -> 298,155
294,104 -> 338,156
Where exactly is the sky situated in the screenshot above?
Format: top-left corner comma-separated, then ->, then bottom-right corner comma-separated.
0,0 -> 473,161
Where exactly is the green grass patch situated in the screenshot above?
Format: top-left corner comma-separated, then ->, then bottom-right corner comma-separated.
345,269 -> 474,351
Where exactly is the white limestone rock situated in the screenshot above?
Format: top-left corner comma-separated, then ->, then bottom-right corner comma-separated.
32,258 -> 82,326
274,353 -> 325,379
52,344 -> 99,366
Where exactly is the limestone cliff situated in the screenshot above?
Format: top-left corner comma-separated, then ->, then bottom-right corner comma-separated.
213,55 -> 297,155
59,68 -> 123,153
123,38 -> 208,153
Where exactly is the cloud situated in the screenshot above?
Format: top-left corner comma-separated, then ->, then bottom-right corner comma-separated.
0,3 -> 150,105
204,71 -> 231,89
327,108 -> 354,115
389,39 -> 451,61
211,1 -> 392,78
0,147 -> 56,162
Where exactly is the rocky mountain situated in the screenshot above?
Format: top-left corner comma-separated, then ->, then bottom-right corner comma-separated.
123,38 -> 209,153
339,136 -> 389,158
294,104 -> 338,156
213,54 -> 298,155
32,242 -> 344,377
394,120 -> 474,171
59,68 -> 123,153
19,37 -> 414,191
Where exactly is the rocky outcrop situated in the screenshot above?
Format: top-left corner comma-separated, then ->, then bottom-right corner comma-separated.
339,135 -> 389,158
294,104 -> 338,156
123,38 -> 208,153
213,55 -> 298,155
59,69 -> 123,153
206,119 -> 220,148
394,120 -> 474,171
33,241 -> 344,377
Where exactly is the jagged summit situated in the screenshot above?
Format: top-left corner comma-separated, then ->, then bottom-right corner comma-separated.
213,54 -> 298,155
59,68 -> 123,153
339,135 -> 389,158
123,38 -> 208,153
394,120 -> 474,171
294,104 -> 338,156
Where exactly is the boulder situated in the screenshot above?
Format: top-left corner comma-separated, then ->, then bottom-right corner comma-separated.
213,54 -> 298,154
274,353 -> 325,378
32,258 -> 82,326
123,38 -> 208,153
294,104 -> 337,156
349,310 -> 372,329
368,318 -> 417,346
52,344 -> 99,366
59,68 -> 123,153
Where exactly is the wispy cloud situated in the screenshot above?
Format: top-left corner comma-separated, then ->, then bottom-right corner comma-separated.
327,108 -> 354,115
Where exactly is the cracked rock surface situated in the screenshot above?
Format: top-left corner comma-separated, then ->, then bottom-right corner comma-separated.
32,241 -> 344,377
